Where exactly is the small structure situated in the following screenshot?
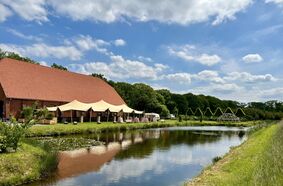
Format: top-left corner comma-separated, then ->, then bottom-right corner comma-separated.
217,113 -> 240,122
144,113 -> 160,122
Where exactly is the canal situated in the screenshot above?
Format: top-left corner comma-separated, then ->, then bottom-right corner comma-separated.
29,126 -> 248,186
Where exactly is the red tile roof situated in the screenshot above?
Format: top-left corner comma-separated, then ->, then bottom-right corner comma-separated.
0,58 -> 125,105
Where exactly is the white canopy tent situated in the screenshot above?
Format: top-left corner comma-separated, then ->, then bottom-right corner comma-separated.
46,100 -> 143,123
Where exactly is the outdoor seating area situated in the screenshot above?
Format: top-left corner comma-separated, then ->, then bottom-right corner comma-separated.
47,100 -> 144,124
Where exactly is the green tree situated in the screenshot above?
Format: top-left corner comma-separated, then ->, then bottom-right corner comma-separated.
194,107 -> 203,117
0,49 -> 39,64
187,108 -> 194,116
214,107 -> 224,117
225,107 -> 234,114
160,104 -> 170,118
51,63 -> 68,71
235,108 -> 246,117
204,107 -> 213,117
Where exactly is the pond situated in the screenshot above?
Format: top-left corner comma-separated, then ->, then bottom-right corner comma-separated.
29,126 -> 248,186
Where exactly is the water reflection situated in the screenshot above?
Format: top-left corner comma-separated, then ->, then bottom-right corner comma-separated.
29,126 -> 247,186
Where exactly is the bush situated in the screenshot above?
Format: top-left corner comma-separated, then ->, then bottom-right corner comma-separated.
179,115 -> 183,122
0,122 -> 25,152
212,156 -> 222,163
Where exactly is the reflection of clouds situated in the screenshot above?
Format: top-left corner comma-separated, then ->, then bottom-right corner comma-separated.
121,140 -> 132,149
61,148 -> 88,158
53,128 -> 246,186
134,137 -> 143,144
90,145 -> 107,155
98,157 -> 164,183
107,142 -> 121,151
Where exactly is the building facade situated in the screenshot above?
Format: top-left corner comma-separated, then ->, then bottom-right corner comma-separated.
0,58 -> 125,119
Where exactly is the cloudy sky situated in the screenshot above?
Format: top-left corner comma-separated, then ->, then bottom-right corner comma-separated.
0,0 -> 283,102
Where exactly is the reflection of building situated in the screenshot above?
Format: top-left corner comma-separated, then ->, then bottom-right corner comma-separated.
58,145 -> 120,179
0,58 -> 125,119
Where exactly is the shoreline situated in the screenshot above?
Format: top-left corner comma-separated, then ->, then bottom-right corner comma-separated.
27,120 -> 264,137
186,121 -> 282,185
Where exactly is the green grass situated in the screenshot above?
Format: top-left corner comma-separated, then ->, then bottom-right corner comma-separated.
187,121 -> 283,186
0,140 -> 57,185
27,120 -> 262,137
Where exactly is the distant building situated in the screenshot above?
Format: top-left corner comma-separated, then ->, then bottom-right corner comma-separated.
0,58 -> 125,119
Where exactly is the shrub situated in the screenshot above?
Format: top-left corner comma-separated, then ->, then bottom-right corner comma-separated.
0,122 -> 25,152
178,115 -> 183,122
212,156 -> 222,163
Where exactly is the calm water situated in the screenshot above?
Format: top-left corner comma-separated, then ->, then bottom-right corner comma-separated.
30,126 -> 248,186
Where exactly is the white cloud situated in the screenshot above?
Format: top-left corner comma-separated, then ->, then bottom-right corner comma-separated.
48,0 -> 252,25
190,83 -> 243,95
163,70 -> 225,85
164,73 -> 192,85
0,0 -> 253,25
265,0 -> 283,5
169,45 -> 221,66
7,28 -> 42,42
137,56 -> 153,63
39,61 -> 48,66
242,53 -> 263,63
0,43 -> 82,60
73,35 -> 110,55
192,70 -> 225,84
1,0 -> 48,22
70,55 -> 166,80
0,4 -> 12,22
224,72 -> 276,83
114,39 -> 126,46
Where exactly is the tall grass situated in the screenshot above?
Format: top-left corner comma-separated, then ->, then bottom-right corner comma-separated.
253,121 -> 283,185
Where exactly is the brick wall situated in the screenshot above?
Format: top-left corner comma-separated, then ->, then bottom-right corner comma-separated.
8,99 -> 65,118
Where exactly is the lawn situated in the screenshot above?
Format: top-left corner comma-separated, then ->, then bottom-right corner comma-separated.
187,121 -> 283,186
27,120 -> 262,137
0,141 -> 57,185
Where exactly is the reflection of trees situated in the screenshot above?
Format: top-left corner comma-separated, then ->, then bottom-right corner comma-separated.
115,130 -> 243,160
55,129 -> 245,161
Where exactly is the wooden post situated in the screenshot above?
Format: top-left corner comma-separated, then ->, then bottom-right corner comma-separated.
71,110 -> 73,123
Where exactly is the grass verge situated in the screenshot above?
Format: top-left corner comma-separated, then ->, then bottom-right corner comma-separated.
0,140 -> 57,185
187,121 -> 283,186
27,120 -> 263,137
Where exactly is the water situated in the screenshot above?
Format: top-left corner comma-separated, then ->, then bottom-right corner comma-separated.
30,126 -> 248,186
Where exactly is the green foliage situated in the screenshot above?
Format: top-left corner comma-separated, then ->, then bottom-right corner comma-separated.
173,107 -> 179,116
214,107 -> 224,117
194,108 -> 203,117
178,115 -> 183,122
160,104 -> 170,118
187,108 -> 194,116
188,123 -> 283,186
225,107 -> 234,114
51,63 -> 68,71
0,122 -> 25,152
204,107 -> 214,117
0,49 -> 39,64
91,73 -> 107,81
235,108 -> 246,117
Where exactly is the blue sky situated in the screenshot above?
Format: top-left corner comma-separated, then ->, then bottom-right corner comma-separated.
1,0 -> 283,102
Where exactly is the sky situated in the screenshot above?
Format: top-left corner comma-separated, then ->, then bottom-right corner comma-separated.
0,0 -> 283,102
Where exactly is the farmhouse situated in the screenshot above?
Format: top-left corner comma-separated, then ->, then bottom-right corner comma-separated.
0,58 -> 126,120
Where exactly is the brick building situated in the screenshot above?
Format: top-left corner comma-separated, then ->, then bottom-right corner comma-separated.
0,58 -> 125,119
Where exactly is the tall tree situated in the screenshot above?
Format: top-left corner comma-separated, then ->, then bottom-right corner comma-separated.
51,63 -> 68,71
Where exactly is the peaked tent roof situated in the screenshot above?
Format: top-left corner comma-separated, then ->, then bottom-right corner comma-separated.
58,100 -> 90,112
0,58 -> 125,105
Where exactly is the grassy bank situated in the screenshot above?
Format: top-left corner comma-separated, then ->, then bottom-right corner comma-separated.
187,121 -> 283,186
0,141 -> 57,186
28,120 -> 262,137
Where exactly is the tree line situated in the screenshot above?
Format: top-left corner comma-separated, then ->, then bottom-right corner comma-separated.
1,49 -> 282,120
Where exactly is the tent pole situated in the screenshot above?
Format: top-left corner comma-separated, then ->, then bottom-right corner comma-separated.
90,110 -> 92,122
71,110 -> 73,123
